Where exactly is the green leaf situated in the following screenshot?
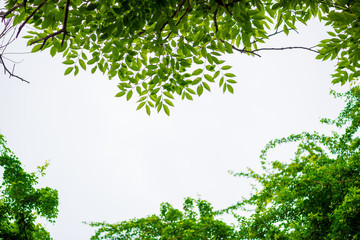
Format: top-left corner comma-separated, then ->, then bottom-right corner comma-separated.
157,102 -> 163,112
126,90 -> 133,101
81,52 -> 88,60
74,65 -> 79,76
225,73 -> 236,77
203,82 -> 211,92
63,60 -> 75,65
164,99 -> 174,107
164,92 -> 174,99
64,67 -> 73,75
219,77 -> 224,87
115,91 -> 126,97
192,69 -> 203,76
227,84 -> 234,93
204,74 -> 214,82
224,42 -> 233,53
50,46 -> 57,57
163,104 -> 170,116
197,84 -> 204,96
137,102 -> 146,110
146,105 -> 151,116
79,59 -> 86,70
31,44 -> 42,53
185,93 -> 193,100
227,79 -> 237,84
283,24 -> 289,35
221,65 -> 232,70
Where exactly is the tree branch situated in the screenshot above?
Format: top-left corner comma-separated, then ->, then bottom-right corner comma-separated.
30,30 -> 64,50
29,0 -> 70,49
0,2 -> 25,19
160,0 -> 187,32
16,0 -> 48,38
0,55 -> 29,83
61,0 -> 70,46
219,39 -> 261,57
213,6 -> 219,34
253,46 -> 319,54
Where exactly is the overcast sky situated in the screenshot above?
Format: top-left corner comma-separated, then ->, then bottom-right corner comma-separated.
0,19 -> 346,239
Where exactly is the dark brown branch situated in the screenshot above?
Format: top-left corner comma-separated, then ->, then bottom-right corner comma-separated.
1,2 -> 25,19
30,30 -> 64,50
213,6 -> 219,34
219,39 -> 261,57
29,0 -> 70,49
165,1 -> 192,40
16,0 -> 48,38
0,55 -> 29,83
225,0 -> 242,7
62,0 -> 71,46
220,0 -> 233,16
253,46 -> 319,54
160,0 -> 187,32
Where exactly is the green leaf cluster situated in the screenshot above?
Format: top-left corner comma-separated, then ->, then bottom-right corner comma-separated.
87,197 -> 239,239
0,135 -> 58,240
5,0 -> 339,114
316,2 -> 360,85
229,87 -> 360,239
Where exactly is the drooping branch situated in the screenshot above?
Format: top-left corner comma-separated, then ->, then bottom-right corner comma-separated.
0,55 -> 29,83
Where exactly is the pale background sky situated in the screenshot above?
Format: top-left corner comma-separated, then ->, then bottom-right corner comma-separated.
0,19 -> 346,239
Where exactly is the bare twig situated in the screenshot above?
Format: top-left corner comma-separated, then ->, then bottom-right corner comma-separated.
251,28 -> 299,45
0,55 -> 29,83
253,46 -> 319,54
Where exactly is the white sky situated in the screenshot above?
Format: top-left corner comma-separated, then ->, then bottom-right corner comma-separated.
0,19 -> 346,239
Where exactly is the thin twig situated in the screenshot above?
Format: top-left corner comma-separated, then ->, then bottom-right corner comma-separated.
253,46 -> 319,54
0,55 -> 29,83
219,39 -> 261,57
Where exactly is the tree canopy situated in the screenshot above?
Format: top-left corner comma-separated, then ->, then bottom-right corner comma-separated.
2,0 -> 360,114
0,134 -> 58,239
232,86 -> 360,239
88,198 -> 239,239
86,87 -> 360,239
